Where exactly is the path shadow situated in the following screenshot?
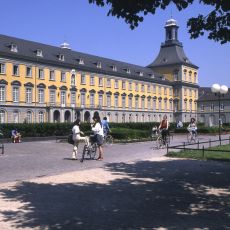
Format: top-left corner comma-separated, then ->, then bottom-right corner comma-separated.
0,159 -> 229,229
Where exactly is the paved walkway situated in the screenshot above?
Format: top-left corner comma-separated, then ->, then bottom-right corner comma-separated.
0,134 -> 229,229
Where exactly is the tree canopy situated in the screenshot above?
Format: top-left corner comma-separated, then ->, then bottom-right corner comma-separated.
88,0 -> 230,44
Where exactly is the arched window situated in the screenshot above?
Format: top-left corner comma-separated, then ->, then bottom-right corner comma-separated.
26,111 -> 32,123
0,110 -> 6,123
39,111 -> 45,123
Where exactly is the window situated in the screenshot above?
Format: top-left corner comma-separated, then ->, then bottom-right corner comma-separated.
153,85 -> 156,94
49,70 -> 55,81
112,65 -> 117,71
38,89 -> 44,103
71,74 -> 75,86
189,102 -> 192,111
114,80 -> 118,89
135,83 -> 139,92
107,95 -> 111,107
122,81 -> 126,90
141,84 -> 145,92
128,97 -> 132,108
106,79 -> 111,88
164,99 -> 167,110
158,86 -> 162,95
58,54 -> 64,61
26,111 -> 32,123
153,99 -> 156,110
36,49 -> 43,57
26,67 -> 32,77
38,111 -> 44,123
135,97 -> 139,109
173,72 -> 178,81
11,44 -> 18,52
50,90 -> 55,105
98,77 -> 103,87
183,70 -> 187,81
90,93 -> 95,107
220,103 -> 224,110
147,85 -> 150,93
61,72 -> 66,82
97,62 -> 101,68
184,88 -> 187,96
141,98 -> 145,109
38,69 -> 44,79
129,82 -> 132,91
126,68 -> 130,74
90,75 -> 95,85
80,93 -> 85,106
0,63 -> 6,74
98,94 -> 103,107
169,88 -> 172,96
12,87 -> 19,102
189,71 -> 192,82
0,86 -> 5,101
201,104 -> 204,111
139,72 -> 143,76
164,87 -> 167,95
61,91 -> 66,106
114,95 -> 118,107
194,72 -> 197,83
26,88 -> 32,103
79,58 -> 84,65
184,101 -> 187,111
122,96 -> 126,108
13,65 -> 19,76
81,74 -> 86,84
0,110 -> 5,123
147,98 -> 151,108
170,101 -> 173,111
71,92 -> 76,106
13,111 -> 19,123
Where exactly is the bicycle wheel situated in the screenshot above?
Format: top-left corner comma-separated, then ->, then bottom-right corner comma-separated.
89,143 -> 98,159
156,137 -> 163,149
80,145 -> 87,162
166,135 -> 170,145
105,135 -> 113,145
187,133 -> 191,143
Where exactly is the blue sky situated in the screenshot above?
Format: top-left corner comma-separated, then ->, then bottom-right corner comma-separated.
1,0 -> 229,87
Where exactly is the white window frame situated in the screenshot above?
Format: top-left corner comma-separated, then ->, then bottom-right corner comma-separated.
13,65 -> 19,76
38,89 -> 44,103
61,72 -> 66,82
0,63 -> 6,74
25,88 -> 32,104
0,86 -> 6,102
12,87 -> 19,102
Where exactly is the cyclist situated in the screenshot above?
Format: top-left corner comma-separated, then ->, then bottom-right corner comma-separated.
187,117 -> 197,137
102,117 -> 111,139
158,114 -> 169,145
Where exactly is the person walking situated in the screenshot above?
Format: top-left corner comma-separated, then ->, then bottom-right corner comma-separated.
158,114 -> 169,144
187,118 -> 197,135
72,119 -> 89,160
91,113 -> 104,160
102,117 -> 110,138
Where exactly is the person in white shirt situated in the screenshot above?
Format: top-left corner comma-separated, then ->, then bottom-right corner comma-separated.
91,114 -> 104,160
72,119 -> 89,160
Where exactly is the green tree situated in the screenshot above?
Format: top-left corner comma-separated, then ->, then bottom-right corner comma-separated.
88,0 -> 230,44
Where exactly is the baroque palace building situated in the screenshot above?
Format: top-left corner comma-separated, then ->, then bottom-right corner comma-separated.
0,19 -> 199,124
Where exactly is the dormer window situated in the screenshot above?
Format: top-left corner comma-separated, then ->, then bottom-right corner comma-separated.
97,62 -> 102,68
149,73 -> 154,78
139,72 -> 143,76
112,65 -> 117,71
58,54 -> 65,61
36,49 -> 43,57
10,43 -> 18,52
126,68 -> 131,74
79,58 -> 84,65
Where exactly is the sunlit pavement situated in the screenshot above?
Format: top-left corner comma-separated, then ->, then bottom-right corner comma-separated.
0,134 -> 229,229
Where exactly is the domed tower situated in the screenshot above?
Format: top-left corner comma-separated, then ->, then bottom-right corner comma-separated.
148,19 -> 199,123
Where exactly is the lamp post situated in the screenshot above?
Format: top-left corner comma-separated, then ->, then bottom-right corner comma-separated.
211,84 -> 228,143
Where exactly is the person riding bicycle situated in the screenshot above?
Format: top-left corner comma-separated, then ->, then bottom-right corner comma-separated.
187,118 -> 197,136
102,117 -> 111,138
158,114 -> 169,145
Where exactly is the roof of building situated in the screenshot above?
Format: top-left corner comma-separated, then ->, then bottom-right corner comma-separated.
198,87 -> 230,101
0,34 -> 173,86
148,41 -> 198,69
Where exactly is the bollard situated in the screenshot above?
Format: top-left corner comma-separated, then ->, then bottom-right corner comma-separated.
197,140 -> 200,150
202,146 -> 205,159
166,144 -> 169,155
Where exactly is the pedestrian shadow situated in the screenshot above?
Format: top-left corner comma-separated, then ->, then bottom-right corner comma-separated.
0,159 -> 229,229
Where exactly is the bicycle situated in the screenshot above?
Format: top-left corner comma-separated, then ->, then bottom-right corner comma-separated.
103,133 -> 113,145
152,129 -> 170,149
80,135 -> 98,162
187,129 -> 198,143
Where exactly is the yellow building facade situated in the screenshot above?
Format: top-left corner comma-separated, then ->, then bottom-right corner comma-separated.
0,19 -> 198,123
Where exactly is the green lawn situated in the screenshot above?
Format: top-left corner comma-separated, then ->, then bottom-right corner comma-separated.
167,144 -> 230,161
